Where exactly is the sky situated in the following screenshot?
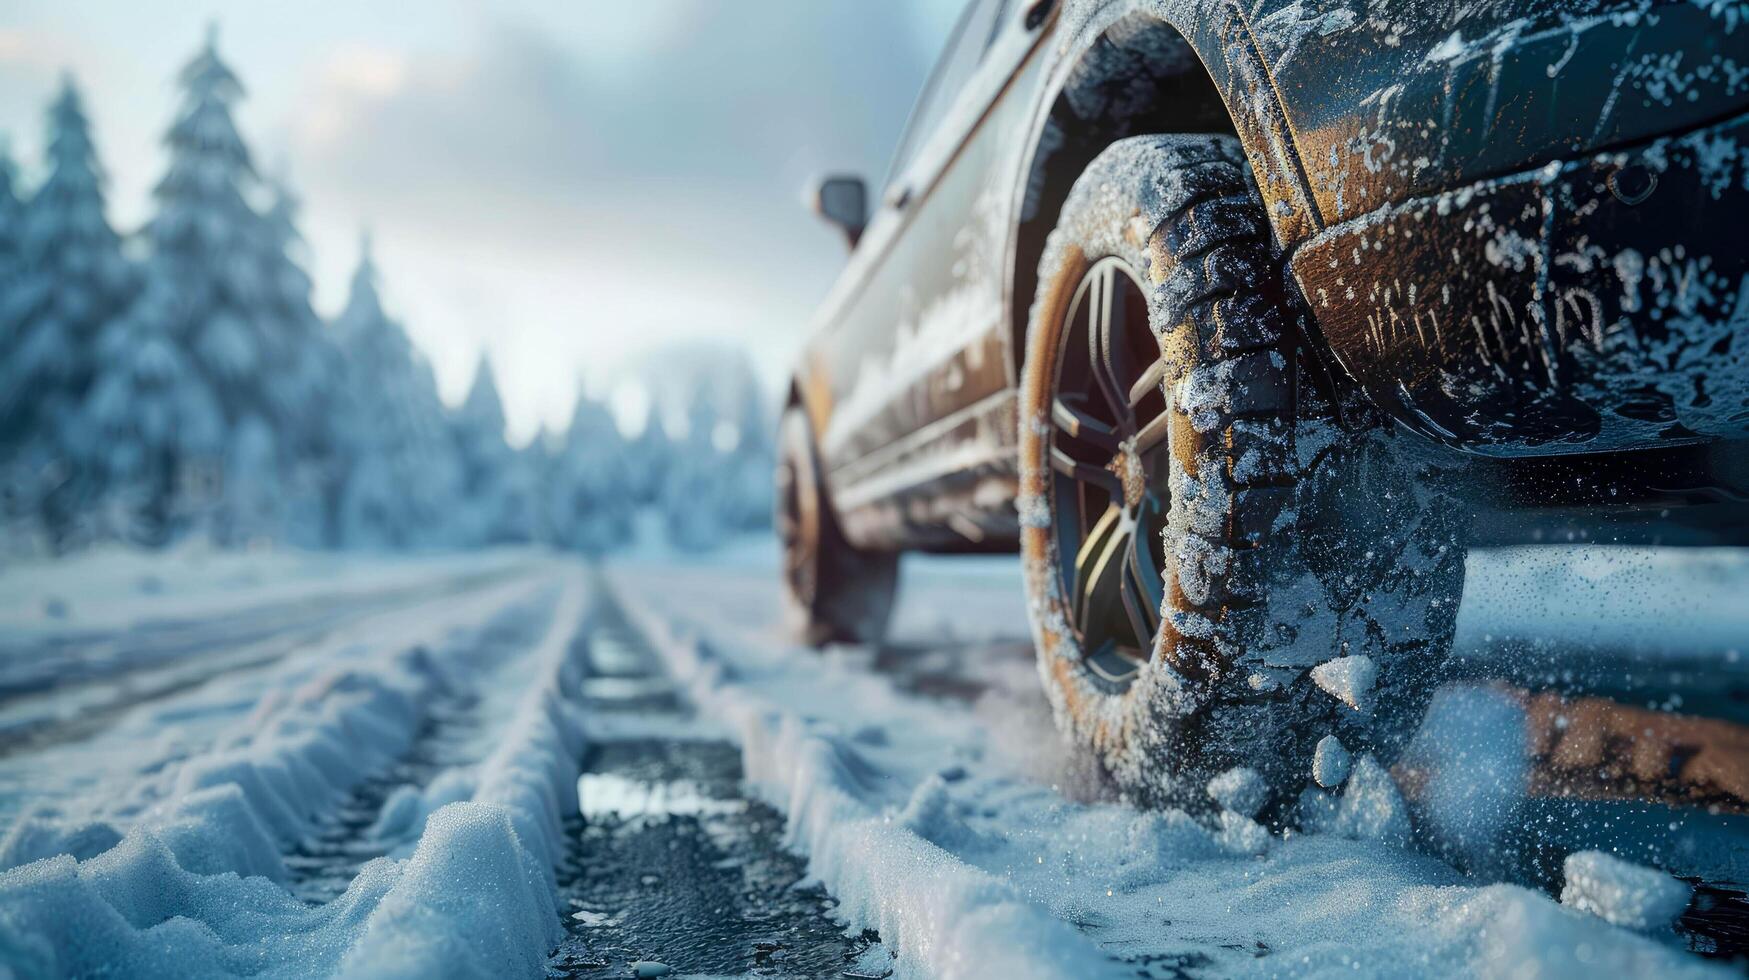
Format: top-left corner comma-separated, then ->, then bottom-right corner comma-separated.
0,1 -> 964,443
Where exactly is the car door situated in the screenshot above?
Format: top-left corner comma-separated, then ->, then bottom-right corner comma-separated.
809,0 -> 1053,549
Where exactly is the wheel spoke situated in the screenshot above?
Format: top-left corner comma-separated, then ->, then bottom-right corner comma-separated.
1051,445 -> 1122,496
1127,358 -> 1166,409
1072,504 -> 1124,626
1117,564 -> 1154,659
1051,397 -> 1120,453
1125,525 -> 1162,634
1044,254 -> 1175,685
1133,406 -> 1173,456
1087,263 -> 1137,435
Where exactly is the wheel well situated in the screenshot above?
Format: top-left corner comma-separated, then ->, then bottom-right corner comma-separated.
1008,13 -> 1237,378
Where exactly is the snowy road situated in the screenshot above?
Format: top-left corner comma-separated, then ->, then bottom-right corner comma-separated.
0,543 -> 1746,977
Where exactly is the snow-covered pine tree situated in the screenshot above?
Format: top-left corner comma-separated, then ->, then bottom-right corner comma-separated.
253,172 -> 339,546
0,142 -> 33,553
487,433 -> 544,546
624,411 -> 671,507
330,238 -> 462,549
3,76 -> 136,548
79,26 -> 279,542
0,143 -> 23,290
444,355 -> 524,546
548,394 -> 633,556
660,386 -> 731,550
721,359 -> 774,532
519,426 -> 556,544
144,28 -> 270,425
81,283 -> 227,545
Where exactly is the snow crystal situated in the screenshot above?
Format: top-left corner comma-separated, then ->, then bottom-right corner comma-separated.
1310,654 -> 1377,712
1205,766 -> 1267,818
1312,734 -> 1352,789
1561,851 -> 1691,931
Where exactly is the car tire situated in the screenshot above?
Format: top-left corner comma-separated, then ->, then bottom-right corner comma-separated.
1018,134 -> 1468,812
776,405 -> 899,646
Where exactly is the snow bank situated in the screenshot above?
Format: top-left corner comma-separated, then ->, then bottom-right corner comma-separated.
340,567 -> 590,977
1,631 -> 453,876
624,600 -> 1127,980
0,565 -> 591,978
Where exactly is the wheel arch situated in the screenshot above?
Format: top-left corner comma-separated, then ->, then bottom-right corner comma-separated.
1005,3 -> 1322,381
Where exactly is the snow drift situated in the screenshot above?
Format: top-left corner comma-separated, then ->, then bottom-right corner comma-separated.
0,565 -> 591,978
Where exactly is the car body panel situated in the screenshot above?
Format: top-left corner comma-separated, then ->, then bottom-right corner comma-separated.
800,2 -> 1055,550
1294,106 -> 1749,455
793,0 -> 1749,551
1257,0 -> 1749,229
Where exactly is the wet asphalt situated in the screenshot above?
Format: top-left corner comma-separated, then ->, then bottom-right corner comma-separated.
546,597 -> 888,979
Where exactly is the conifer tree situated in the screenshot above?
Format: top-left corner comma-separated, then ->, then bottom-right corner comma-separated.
660,387 -> 730,550
4,76 -> 136,547
81,284 -> 227,544
331,238 -> 461,548
450,356 -> 535,544
253,173 -> 339,545
141,27 -> 271,429
548,394 -> 633,555
2,78 -> 133,454
0,144 -> 24,290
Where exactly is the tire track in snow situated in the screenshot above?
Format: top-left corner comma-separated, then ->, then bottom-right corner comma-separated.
0,561 -> 598,977
608,578 -> 1130,980
0,565 -> 558,838
607,560 -> 1736,980
548,584 -> 890,978
0,565 -> 531,757
284,595 -> 557,904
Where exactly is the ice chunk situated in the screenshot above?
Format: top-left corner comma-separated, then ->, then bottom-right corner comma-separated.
1111,809 -> 1221,888
1215,809 -> 1271,856
1561,851 -> 1691,931
1310,655 -> 1376,712
1301,755 -> 1411,845
847,942 -> 895,979
1312,735 -> 1351,789
1296,786 -> 1338,829
1205,766 -> 1267,817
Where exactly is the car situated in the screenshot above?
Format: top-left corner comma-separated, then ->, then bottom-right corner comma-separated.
776,0 -> 1749,809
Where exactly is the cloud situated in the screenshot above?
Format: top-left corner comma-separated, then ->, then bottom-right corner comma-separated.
283,3 -> 933,440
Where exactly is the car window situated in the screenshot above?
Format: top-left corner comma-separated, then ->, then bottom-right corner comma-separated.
885,0 -> 1010,189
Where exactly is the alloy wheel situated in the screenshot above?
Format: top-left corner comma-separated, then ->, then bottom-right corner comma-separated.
1046,257 -> 1172,685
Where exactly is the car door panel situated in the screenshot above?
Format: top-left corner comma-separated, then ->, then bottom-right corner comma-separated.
806,2 -> 1053,549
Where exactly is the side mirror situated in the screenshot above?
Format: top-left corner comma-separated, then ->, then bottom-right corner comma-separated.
810,175 -> 867,249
